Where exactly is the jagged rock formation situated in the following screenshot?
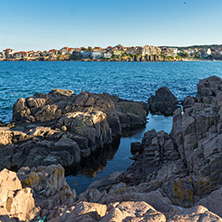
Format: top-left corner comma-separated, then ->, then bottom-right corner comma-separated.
1,163 -> 222,221
0,168 -> 39,221
13,90 -> 148,135
1,76 -> 222,221
124,76 -> 222,214
148,86 -> 179,116
0,90 -> 148,170
17,164 -> 76,210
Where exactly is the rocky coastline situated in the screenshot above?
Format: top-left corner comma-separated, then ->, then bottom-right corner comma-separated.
0,76 -> 222,221
0,55 -> 183,62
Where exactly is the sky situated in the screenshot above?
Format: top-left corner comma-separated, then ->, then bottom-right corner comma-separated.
0,0 -> 222,51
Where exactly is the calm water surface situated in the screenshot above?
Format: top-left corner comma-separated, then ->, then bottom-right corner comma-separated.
1,61 -> 222,193
1,61 -> 222,122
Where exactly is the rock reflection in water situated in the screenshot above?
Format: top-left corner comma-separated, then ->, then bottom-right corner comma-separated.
66,114 -> 173,194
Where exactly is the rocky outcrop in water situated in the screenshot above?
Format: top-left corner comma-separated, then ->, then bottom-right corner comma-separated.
123,76 -> 222,215
148,86 -> 179,116
13,90 -> 148,135
0,90 -> 148,171
1,76 -> 222,221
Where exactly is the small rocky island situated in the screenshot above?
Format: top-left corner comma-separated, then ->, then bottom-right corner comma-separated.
0,76 -> 222,221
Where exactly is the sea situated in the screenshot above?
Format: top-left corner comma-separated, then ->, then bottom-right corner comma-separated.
1,61 -> 222,193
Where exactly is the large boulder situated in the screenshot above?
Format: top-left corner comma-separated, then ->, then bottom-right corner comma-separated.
100,201 -> 166,222
47,201 -> 107,222
0,126 -> 82,170
197,75 -> 222,98
148,86 -> 179,116
0,168 -> 39,221
57,111 -> 112,151
17,164 -> 77,210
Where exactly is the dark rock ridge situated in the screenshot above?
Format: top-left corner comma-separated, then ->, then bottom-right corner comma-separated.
148,86 -> 179,116
0,90 -> 148,171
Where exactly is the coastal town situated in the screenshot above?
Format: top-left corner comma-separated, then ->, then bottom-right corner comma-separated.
0,44 -> 222,61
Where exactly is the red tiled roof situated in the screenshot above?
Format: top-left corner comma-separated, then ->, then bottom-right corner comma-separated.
15,51 -> 27,54
94,47 -> 102,50
49,49 -> 57,52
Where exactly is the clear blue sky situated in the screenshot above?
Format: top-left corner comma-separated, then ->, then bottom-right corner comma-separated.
0,0 -> 221,51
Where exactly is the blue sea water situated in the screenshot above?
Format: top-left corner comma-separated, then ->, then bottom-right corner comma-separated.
0,61 -> 222,193
1,61 -> 222,123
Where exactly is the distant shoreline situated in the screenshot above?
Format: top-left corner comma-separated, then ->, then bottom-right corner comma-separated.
0,58 -> 221,62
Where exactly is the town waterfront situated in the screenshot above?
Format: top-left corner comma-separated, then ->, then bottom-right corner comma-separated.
1,61 -> 222,193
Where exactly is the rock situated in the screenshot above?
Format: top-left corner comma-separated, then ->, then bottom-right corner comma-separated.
47,201 -> 106,222
12,90 -> 148,135
182,96 -> 196,110
87,171 -> 125,192
195,186 -> 222,217
197,75 -> 222,98
168,205 -> 222,222
73,201 -> 107,217
0,168 -> 39,221
126,129 -> 186,186
57,111 -> 112,150
114,100 -> 148,129
49,89 -> 74,99
17,164 -> 77,210
0,208 -> 17,222
100,201 -> 166,222
78,188 -> 107,204
131,142 -> 143,155
148,86 -> 179,116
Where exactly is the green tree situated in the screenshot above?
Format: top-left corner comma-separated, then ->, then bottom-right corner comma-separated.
88,46 -> 93,51
70,52 -> 81,60
178,52 -> 189,58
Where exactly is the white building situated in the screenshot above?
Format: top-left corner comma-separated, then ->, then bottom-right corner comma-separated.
103,52 -> 112,59
60,47 -> 69,55
91,51 -> 103,59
